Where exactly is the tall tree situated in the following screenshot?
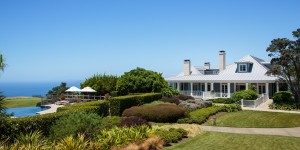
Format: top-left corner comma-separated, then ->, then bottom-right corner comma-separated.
266,28 -> 300,106
116,67 -> 168,95
48,82 -> 69,95
81,74 -> 118,95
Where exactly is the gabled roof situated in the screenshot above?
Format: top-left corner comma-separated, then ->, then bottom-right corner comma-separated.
166,55 -> 278,83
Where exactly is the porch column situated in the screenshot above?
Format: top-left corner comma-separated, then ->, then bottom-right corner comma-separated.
190,82 -> 193,96
177,82 -> 180,91
205,83 -> 208,92
220,83 -> 222,96
266,83 -> 269,99
227,83 -> 231,98
234,83 -> 236,92
211,82 -> 214,91
276,82 -> 279,92
256,83 -> 259,93
246,83 -> 249,90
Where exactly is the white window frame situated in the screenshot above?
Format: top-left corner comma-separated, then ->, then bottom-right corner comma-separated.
239,64 -> 247,72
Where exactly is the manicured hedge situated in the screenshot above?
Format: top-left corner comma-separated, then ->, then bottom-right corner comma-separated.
122,104 -> 185,123
1,101 -> 109,139
231,90 -> 258,102
212,98 -> 235,104
154,128 -> 188,145
57,100 -> 109,116
177,104 -> 241,124
110,93 -> 162,116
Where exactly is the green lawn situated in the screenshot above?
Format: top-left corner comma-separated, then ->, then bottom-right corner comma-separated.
164,131 -> 300,150
4,97 -> 41,108
203,110 -> 300,128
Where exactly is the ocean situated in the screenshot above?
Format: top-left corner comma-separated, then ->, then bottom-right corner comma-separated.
0,81 -> 82,97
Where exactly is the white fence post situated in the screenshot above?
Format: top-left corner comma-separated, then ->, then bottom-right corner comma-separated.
241,99 -> 244,108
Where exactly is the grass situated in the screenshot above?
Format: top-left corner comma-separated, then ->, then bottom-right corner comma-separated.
203,110 -> 300,128
4,97 -> 41,108
164,131 -> 300,150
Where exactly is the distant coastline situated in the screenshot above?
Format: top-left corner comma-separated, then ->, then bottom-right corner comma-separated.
0,81 -> 82,97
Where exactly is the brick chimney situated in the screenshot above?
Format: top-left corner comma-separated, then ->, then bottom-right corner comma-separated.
204,62 -> 210,69
219,50 -> 226,71
184,59 -> 191,75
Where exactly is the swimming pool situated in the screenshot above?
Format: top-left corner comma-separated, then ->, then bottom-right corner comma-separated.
6,106 -> 50,117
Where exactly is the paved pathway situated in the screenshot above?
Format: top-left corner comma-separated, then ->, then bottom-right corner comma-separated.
242,99 -> 300,114
36,104 -> 64,115
201,126 -> 300,137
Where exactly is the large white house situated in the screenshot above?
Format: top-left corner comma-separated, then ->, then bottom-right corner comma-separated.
166,51 -> 280,99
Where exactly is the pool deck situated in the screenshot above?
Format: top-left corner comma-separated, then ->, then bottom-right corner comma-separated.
36,104 -> 64,115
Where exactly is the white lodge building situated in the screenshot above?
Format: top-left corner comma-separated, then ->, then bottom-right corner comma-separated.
166,51 -> 280,99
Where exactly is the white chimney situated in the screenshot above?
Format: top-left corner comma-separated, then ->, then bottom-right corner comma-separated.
204,62 -> 210,69
219,50 -> 226,71
184,59 -> 191,75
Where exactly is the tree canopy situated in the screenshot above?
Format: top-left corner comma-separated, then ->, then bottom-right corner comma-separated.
266,28 -> 300,105
47,82 -> 69,95
116,67 -> 168,95
80,74 -> 118,95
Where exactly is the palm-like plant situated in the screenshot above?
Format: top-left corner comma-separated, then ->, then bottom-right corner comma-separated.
0,54 -> 6,71
55,134 -> 90,150
0,92 -> 6,114
9,130 -> 49,149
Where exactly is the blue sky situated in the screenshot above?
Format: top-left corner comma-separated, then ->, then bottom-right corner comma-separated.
0,0 -> 300,82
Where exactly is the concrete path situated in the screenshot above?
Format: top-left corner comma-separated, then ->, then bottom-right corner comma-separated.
36,104 -> 64,115
242,99 -> 300,114
201,126 -> 300,137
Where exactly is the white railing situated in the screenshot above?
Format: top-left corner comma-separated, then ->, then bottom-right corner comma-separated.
192,91 -> 203,97
180,91 -> 190,96
241,94 -> 268,108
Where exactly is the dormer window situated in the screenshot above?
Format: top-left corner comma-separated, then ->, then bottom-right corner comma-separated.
239,64 -> 247,72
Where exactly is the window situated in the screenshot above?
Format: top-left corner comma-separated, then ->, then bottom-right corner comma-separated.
239,64 -> 247,72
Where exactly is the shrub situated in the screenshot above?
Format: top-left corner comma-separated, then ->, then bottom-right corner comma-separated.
122,104 -> 185,123
212,98 -> 235,104
120,136 -> 164,150
3,110 -> 75,139
50,112 -> 103,140
160,97 -> 180,105
269,103 -> 297,110
109,93 -> 162,116
55,134 -> 90,150
177,104 -> 241,124
176,94 -> 195,100
272,91 -> 295,103
142,100 -> 174,106
119,116 -> 151,128
153,128 -> 187,144
97,125 -> 151,149
100,116 -> 122,129
161,87 -> 179,97
231,90 -> 258,102
57,100 -> 109,116
178,99 -> 212,112
222,104 -> 242,112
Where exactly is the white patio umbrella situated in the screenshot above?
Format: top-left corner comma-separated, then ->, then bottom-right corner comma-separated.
65,86 -> 81,92
81,87 -> 96,93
